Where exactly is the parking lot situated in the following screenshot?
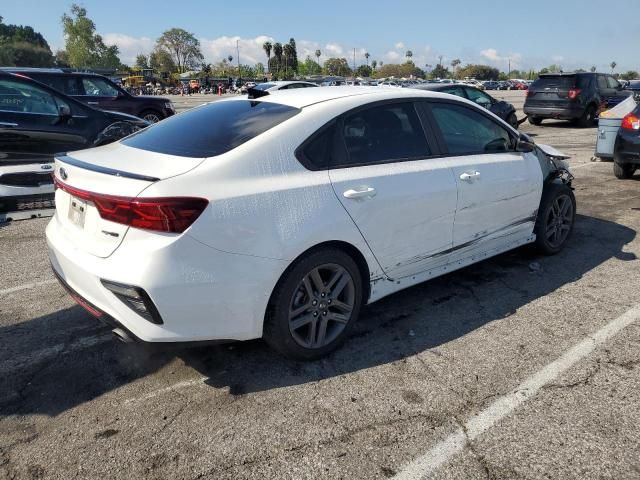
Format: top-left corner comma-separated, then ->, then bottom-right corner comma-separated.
1,90 -> 640,479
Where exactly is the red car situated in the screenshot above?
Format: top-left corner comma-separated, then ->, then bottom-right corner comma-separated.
511,80 -> 529,90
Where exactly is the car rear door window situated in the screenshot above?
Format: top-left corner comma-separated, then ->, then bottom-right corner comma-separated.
597,75 -> 608,90
297,123 -> 336,170
441,86 -> 465,97
81,77 -> 120,96
464,88 -> 493,107
606,76 -> 621,89
430,103 -> 513,154
337,102 -> 430,167
122,100 -> 300,158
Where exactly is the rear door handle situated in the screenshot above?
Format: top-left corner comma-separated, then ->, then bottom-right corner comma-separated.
460,171 -> 481,182
0,122 -> 18,128
343,187 -> 377,199
87,101 -> 99,105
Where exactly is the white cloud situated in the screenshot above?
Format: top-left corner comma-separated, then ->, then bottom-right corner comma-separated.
480,48 -> 522,69
102,33 -> 155,65
383,50 -> 403,62
200,35 -> 274,65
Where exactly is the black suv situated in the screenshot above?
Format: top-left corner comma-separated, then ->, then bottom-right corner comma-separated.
1,68 -> 175,123
524,72 -> 630,127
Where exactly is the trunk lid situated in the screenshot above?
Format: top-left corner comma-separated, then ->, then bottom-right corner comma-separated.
53,141 -> 205,258
527,75 -> 577,107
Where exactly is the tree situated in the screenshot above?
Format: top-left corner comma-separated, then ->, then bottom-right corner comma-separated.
54,50 -> 70,67
610,61 -> 617,73
590,66 -> 597,73
255,62 -> 265,76
355,65 -> 373,77
457,64 -> 500,80
405,50 -> 413,62
156,28 -> 203,73
287,38 -> 298,73
62,4 -> 120,69
430,64 -> 450,79
364,52 -> 370,66
149,47 -> 176,73
135,54 -> 149,69
371,60 -> 377,71
620,70 -> 639,80
315,49 -> 321,66
282,43 -> 294,78
262,41 -> 272,72
227,55 -> 233,64
451,58 -> 461,77
0,16 -> 53,67
298,56 -> 322,76
269,42 -> 284,79
323,57 -> 352,76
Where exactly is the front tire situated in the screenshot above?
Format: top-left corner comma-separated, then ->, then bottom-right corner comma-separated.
507,112 -> 519,129
528,116 -> 542,126
533,183 -> 576,255
613,162 -> 636,179
263,248 -> 364,360
140,109 -> 163,123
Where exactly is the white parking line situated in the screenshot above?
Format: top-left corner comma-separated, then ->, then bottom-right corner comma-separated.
123,377 -> 209,406
0,278 -> 57,296
393,303 -> 640,480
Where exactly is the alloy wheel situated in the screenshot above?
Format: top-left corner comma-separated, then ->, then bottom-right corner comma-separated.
545,194 -> 574,248
143,113 -> 161,123
288,263 -> 356,349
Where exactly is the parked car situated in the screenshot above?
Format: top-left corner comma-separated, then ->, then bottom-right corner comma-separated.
0,72 -> 148,214
1,68 -> 175,123
624,80 -> 640,97
47,86 -> 575,359
413,83 -> 519,128
482,81 -> 500,90
525,72 -> 631,127
252,81 -> 319,92
612,105 -> 640,179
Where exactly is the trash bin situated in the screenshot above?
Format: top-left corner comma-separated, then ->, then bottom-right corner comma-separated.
596,118 -> 622,160
595,96 -> 637,160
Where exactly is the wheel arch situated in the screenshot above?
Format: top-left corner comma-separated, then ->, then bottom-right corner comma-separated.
264,240 -> 373,327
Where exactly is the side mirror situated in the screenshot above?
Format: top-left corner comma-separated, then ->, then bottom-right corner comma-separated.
515,132 -> 535,152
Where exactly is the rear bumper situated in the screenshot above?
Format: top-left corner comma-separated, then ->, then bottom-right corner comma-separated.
523,105 -> 583,120
46,212 -> 287,343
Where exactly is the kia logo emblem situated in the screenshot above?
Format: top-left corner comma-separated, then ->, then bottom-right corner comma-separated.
41,164 -> 53,171
59,167 -> 68,180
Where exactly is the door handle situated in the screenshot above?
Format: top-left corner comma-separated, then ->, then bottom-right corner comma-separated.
460,171 -> 481,182
87,101 -> 99,105
0,122 -> 18,128
343,187 -> 377,199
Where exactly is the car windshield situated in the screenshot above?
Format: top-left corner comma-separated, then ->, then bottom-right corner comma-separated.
121,100 -> 300,158
253,83 -> 275,91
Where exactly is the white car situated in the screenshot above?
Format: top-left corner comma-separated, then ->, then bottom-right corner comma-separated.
47,87 -> 576,359
251,81 -> 318,92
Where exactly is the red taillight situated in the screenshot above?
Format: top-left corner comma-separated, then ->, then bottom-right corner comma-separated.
54,177 -> 208,233
621,113 -> 640,131
568,88 -> 581,100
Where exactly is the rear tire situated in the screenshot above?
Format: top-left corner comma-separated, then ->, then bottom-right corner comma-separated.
533,183 -> 576,255
613,162 -> 636,179
263,248 -> 363,360
576,105 -> 596,128
528,116 -> 542,126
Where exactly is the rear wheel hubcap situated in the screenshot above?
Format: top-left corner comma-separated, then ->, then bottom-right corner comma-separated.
288,263 -> 355,349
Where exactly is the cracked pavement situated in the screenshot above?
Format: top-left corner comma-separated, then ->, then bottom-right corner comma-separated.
1,91 -> 640,479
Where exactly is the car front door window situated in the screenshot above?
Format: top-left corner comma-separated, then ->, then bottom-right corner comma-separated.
0,78 -> 59,115
430,103 -> 512,154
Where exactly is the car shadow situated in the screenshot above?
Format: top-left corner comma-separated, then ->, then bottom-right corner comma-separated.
0,214 -> 635,416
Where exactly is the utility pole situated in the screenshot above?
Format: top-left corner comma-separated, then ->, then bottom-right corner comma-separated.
353,48 -> 356,76
508,58 -> 511,77
236,40 -> 240,79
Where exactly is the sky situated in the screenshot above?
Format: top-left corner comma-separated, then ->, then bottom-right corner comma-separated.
2,0 -> 640,73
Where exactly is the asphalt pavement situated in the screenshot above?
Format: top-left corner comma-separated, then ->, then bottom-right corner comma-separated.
1,91 -> 639,480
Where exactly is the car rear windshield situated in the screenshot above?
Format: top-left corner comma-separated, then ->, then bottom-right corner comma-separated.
532,75 -> 577,89
121,100 -> 300,157
253,83 -> 275,91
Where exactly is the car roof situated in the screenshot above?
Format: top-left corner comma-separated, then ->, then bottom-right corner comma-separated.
240,86 -> 455,109
0,67 -> 107,78
412,83 -> 469,91
268,80 -> 317,87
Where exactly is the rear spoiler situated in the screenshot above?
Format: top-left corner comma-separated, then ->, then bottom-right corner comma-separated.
247,87 -> 269,100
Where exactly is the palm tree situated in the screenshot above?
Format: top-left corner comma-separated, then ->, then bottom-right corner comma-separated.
371,60 -> 377,71
263,41 -> 272,73
451,58 -> 461,72
283,43 -> 294,78
405,50 -> 413,62
610,61 -> 617,73
315,49 -> 321,66
228,55 -> 233,63
365,52 -> 370,66
590,66 -> 597,73
273,42 -> 283,78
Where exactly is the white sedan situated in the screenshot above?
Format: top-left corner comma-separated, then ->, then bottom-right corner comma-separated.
251,80 -> 318,92
46,87 -> 576,359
